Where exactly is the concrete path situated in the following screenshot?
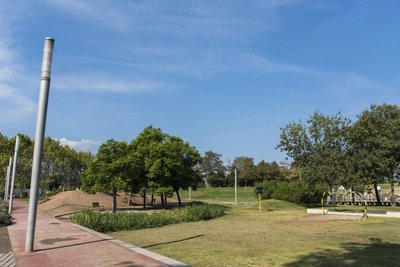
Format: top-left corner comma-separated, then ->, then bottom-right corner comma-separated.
7,199 -> 190,267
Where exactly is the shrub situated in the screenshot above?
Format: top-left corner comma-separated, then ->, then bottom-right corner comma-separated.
258,180 -> 325,204
71,203 -> 226,233
0,200 -> 12,226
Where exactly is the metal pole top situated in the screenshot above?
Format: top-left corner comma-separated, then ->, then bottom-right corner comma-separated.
41,37 -> 55,79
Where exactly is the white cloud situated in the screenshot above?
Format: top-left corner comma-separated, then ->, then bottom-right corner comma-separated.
54,74 -> 165,94
46,0 -> 296,37
59,137 -> 102,152
0,37 -> 36,122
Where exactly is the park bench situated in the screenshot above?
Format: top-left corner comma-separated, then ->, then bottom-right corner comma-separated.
91,202 -> 105,210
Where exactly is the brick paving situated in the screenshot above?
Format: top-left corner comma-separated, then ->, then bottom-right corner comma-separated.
7,199 -> 190,267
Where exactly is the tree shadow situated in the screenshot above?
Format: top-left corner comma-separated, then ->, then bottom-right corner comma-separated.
142,234 -> 205,249
285,238 -> 400,266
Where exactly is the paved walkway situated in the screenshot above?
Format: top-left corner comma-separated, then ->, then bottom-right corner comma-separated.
7,199 -> 190,267
0,226 -> 16,267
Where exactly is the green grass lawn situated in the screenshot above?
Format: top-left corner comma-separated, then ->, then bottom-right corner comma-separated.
179,187 -> 257,203
110,199 -> 400,266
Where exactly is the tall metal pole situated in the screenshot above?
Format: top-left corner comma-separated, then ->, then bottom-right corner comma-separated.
25,37 -> 55,253
4,157 -> 12,201
234,168 -> 238,204
8,135 -> 20,214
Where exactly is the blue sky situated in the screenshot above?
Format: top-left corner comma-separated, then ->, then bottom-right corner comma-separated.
1,0 -> 400,163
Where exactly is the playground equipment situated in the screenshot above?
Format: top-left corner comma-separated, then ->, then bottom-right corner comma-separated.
322,186 -> 399,206
321,191 -> 368,219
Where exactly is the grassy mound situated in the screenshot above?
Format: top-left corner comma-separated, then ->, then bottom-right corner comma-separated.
71,203 -> 226,232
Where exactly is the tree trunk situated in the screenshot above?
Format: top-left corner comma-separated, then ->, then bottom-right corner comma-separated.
175,189 -> 181,207
112,190 -> 117,213
373,183 -> 381,204
351,186 -> 355,204
143,190 -> 146,209
128,192 -> 132,206
151,194 -> 154,205
160,193 -> 164,208
164,195 -> 168,207
390,181 -> 395,205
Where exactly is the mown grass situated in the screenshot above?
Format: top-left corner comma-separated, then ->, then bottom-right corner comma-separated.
179,187 -> 257,203
110,199 -> 400,266
71,203 -> 226,232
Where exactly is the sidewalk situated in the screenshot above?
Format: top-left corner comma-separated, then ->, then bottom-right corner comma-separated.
7,199 -> 190,267
0,226 -> 16,267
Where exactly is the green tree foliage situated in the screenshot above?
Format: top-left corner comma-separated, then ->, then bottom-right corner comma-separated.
229,156 -> 259,186
127,126 -> 165,207
82,139 -> 128,213
0,134 -> 12,192
84,126 -> 201,209
257,160 -> 284,181
199,151 -> 226,187
42,137 -> 93,192
0,133 -> 91,196
277,112 -> 351,190
349,104 -> 400,202
15,134 -> 34,196
146,135 -> 201,206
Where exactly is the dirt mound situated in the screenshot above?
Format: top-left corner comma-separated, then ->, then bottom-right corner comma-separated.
39,190 -> 179,217
39,191 -> 134,217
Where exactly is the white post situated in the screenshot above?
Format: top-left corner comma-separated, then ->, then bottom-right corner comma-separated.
25,37 -> 55,253
189,187 -> 192,201
234,168 -> 238,204
8,136 -> 20,214
4,157 -> 12,201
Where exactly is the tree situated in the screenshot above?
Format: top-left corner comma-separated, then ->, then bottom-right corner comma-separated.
15,134 -> 34,196
230,156 -> 259,186
42,137 -> 92,193
127,126 -> 164,207
146,135 -> 201,207
349,104 -> 400,203
0,134 -> 12,193
81,139 -> 128,212
277,111 -> 351,190
199,151 -> 226,187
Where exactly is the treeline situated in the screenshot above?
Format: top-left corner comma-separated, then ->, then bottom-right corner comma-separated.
0,134 -> 92,196
198,151 -> 293,187
3,103 -> 398,206
277,104 -> 400,204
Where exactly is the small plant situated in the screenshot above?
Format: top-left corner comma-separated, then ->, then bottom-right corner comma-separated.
0,200 -> 12,226
71,203 -> 226,233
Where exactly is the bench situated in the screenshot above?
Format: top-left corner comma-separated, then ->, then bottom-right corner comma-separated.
91,202 -> 105,210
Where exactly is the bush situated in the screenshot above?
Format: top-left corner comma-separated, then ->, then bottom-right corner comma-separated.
71,203 -> 226,233
258,180 -> 325,204
0,200 -> 12,226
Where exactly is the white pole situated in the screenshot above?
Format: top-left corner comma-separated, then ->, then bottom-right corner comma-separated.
189,187 -> 192,201
4,157 -> 12,201
234,168 -> 238,204
25,37 -> 55,253
8,136 -> 20,214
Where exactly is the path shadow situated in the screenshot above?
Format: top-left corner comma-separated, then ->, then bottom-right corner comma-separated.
36,238 -> 115,252
142,234 -> 205,249
285,238 -> 400,266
